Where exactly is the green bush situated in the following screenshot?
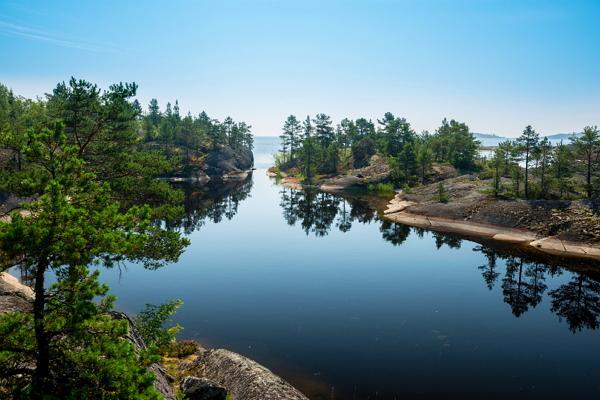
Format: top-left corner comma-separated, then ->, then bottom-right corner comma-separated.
134,299 -> 183,351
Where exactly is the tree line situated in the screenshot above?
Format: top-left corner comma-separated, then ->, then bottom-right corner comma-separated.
278,113 -> 600,200
278,113 -> 480,185
0,79 -> 253,195
488,125 -> 600,199
143,98 -> 253,153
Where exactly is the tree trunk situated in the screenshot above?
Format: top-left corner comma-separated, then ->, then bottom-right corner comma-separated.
32,259 -> 49,400
524,150 -> 530,199
587,152 -> 592,199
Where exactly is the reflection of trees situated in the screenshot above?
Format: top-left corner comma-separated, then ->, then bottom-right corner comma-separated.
433,232 -> 462,249
475,245 -> 500,290
278,187 -> 600,333
379,221 -> 411,246
336,199 -> 352,233
279,188 -> 382,237
501,257 -> 547,317
473,244 -> 600,331
166,177 -> 253,234
549,274 -> 600,332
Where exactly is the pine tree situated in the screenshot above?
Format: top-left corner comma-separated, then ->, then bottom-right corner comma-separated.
554,140 -> 573,199
572,126 -> 600,198
517,125 -> 539,198
0,92 -> 188,399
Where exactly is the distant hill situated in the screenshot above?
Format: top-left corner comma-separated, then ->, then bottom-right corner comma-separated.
474,132 -> 582,147
473,133 -> 507,147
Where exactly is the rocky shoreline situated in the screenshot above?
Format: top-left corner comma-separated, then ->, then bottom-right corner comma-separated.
382,181 -> 600,262
0,272 -> 308,400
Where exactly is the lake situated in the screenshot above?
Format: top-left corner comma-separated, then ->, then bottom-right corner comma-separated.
99,137 -> 600,399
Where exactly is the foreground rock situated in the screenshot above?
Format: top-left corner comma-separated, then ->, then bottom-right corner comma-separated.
180,376 -> 227,400
181,347 -> 309,400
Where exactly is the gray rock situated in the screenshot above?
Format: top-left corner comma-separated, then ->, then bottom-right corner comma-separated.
180,376 -> 227,400
183,348 -> 309,400
203,145 -> 253,178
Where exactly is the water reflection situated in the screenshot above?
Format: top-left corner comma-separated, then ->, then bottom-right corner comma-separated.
550,274 -> 600,332
277,187 -> 600,334
167,176 -> 253,234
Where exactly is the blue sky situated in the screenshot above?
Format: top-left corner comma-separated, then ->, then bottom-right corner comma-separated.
1,0 -> 599,136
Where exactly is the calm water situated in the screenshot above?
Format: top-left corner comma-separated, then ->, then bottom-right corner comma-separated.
99,137 -> 600,399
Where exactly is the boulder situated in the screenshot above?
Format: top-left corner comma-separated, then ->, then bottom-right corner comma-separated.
183,347 -> 309,400
180,376 -> 227,400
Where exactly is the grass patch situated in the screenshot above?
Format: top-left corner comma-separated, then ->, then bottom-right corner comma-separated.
367,182 -> 395,194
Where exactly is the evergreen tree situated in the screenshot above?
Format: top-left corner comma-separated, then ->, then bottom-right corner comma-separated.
0,125 -> 188,398
280,115 -> 302,162
517,125 -> 539,198
536,137 -> 553,198
301,116 -> 316,183
554,140 -> 573,199
572,126 -> 600,198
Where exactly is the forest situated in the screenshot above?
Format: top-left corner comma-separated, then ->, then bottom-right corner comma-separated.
276,113 -> 600,200
0,78 -> 253,399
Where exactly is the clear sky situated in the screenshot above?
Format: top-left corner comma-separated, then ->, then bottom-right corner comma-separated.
1,0 -> 599,136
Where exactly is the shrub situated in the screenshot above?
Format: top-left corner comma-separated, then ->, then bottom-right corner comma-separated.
368,182 -> 395,194
437,183 -> 449,203
134,299 -> 183,351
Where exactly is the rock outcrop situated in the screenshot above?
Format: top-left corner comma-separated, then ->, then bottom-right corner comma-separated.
382,176 -> 600,262
181,347 -> 309,400
320,155 -> 391,191
203,146 -> 254,179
